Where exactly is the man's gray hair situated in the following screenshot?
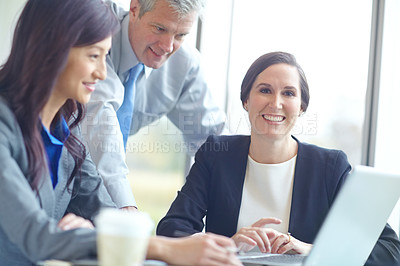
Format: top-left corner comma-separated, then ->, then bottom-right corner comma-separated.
137,0 -> 206,19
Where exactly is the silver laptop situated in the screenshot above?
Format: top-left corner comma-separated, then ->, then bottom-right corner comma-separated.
240,165 -> 400,266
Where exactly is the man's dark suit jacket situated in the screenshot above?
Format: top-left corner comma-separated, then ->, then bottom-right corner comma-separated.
157,135 -> 400,265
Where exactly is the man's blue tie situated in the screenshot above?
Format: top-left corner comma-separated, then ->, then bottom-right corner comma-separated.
117,63 -> 144,148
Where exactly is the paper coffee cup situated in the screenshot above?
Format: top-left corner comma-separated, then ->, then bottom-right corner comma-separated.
95,208 -> 154,266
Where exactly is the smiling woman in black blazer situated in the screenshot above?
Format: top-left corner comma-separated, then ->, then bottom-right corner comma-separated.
157,52 -> 400,266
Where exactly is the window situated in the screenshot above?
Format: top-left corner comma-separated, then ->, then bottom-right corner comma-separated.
375,0 -> 400,236
201,0 -> 400,236
126,118 -> 186,230
0,0 -> 26,64
201,0 -> 373,167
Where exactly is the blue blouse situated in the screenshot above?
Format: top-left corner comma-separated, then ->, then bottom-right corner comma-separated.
40,118 -> 70,188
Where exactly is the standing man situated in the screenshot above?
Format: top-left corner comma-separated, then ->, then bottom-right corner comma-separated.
81,0 -> 226,209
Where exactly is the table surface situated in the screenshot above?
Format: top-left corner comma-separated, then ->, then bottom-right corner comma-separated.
37,259 -> 167,266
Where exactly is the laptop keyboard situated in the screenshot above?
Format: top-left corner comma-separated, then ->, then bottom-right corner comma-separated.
240,254 -> 306,265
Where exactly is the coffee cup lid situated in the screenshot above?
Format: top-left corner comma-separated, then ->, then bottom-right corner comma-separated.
95,208 -> 154,236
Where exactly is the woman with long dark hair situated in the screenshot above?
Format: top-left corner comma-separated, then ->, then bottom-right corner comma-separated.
0,0 -> 241,265
0,0 -> 119,264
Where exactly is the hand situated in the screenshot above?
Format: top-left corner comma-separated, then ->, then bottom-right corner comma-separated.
270,232 -> 312,255
232,217 -> 282,253
120,206 -> 138,212
148,233 -> 242,266
57,213 -> 94,230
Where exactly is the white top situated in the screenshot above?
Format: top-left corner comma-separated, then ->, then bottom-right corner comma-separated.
237,155 -> 297,234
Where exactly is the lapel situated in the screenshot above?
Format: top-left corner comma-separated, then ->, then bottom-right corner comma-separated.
36,148 -> 73,221
289,138 -> 301,233
288,137 -> 313,239
36,167 -> 56,218
224,135 -> 307,238
222,136 -> 251,236
53,148 -> 74,221
224,136 -> 315,236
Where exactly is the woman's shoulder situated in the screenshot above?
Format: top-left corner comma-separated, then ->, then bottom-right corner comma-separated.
203,134 -> 250,146
0,97 -> 24,145
298,140 -> 342,153
197,135 -> 250,155
0,96 -> 11,112
295,136 -> 349,164
0,97 -> 18,128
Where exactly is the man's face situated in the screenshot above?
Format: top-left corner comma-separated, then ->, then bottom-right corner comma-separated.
128,0 -> 197,69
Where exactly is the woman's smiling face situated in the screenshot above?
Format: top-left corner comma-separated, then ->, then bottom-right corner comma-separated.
53,36 -> 112,104
244,63 -> 302,140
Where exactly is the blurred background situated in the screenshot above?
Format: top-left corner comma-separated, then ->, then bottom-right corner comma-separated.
1,0 -> 399,236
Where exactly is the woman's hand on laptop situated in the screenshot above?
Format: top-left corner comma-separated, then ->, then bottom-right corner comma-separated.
232,217 -> 282,253
270,232 -> 312,255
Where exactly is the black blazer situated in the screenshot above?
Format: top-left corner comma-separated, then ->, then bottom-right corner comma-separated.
157,135 -> 400,266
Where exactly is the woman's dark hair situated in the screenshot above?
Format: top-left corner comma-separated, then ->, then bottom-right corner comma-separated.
240,51 -> 310,112
0,0 -> 119,190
